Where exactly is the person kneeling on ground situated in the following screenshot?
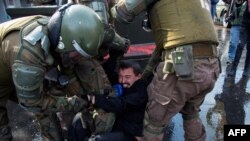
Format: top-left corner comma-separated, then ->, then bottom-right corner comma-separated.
68,60 -> 148,141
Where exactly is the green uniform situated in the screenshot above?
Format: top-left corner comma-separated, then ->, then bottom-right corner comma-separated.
0,15 -> 63,141
0,4 -> 127,140
113,0 -> 221,140
73,0 -> 130,135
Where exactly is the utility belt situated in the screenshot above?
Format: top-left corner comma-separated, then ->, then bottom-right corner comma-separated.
161,43 -> 218,80
192,43 -> 218,58
162,43 -> 218,59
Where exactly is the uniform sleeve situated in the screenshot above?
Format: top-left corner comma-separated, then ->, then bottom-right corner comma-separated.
94,79 -> 148,114
113,0 -> 156,23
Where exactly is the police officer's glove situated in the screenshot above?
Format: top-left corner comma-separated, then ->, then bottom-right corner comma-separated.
109,38 -> 130,59
121,38 -> 130,53
56,96 -> 86,113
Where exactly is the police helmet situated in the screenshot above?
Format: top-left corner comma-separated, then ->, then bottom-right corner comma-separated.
48,4 -> 104,58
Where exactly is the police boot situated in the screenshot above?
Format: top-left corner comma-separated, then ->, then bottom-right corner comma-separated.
0,126 -> 12,141
183,117 -> 206,141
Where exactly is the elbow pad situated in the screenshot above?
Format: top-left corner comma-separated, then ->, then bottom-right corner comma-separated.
12,62 -> 45,104
111,0 -> 155,23
103,25 -> 130,53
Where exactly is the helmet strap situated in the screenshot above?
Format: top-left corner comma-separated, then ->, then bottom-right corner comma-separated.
72,40 -> 92,58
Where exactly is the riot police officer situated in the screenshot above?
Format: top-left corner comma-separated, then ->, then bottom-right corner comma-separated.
111,0 -> 221,141
0,4 -> 128,141
72,0 -> 129,59
70,0 -> 131,136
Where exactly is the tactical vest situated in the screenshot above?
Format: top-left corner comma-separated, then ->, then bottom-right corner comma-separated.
149,0 -> 219,49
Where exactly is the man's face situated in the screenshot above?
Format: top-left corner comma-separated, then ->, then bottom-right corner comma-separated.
60,51 -> 84,68
118,67 -> 141,88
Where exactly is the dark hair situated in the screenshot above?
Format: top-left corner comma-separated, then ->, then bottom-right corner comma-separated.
119,60 -> 142,76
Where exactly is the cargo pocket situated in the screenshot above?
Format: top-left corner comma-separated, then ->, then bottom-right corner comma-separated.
147,65 -> 173,122
146,93 -> 171,122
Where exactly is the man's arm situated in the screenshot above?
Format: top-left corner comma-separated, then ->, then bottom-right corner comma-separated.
90,79 -> 148,114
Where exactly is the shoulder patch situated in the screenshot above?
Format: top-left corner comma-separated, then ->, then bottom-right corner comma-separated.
37,17 -> 49,25
23,25 -> 44,46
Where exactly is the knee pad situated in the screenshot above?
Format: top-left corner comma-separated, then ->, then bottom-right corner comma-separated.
144,117 -> 165,135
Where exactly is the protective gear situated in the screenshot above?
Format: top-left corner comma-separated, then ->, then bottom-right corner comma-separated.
12,62 -> 45,105
112,0 -> 220,141
102,29 -> 130,53
0,16 -> 44,139
0,11 -> 104,141
60,4 -> 104,57
75,0 -> 131,58
150,0 -> 218,49
0,15 -> 46,45
76,0 -> 110,24
48,4 -> 104,58
111,0 -> 153,23
113,0 -> 218,49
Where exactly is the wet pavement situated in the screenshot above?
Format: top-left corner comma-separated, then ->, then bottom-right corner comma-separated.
7,25 -> 250,141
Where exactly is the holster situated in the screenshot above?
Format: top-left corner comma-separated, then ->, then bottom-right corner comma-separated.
162,43 -> 218,80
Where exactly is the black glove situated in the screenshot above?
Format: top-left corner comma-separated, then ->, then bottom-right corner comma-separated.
109,37 -> 130,57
